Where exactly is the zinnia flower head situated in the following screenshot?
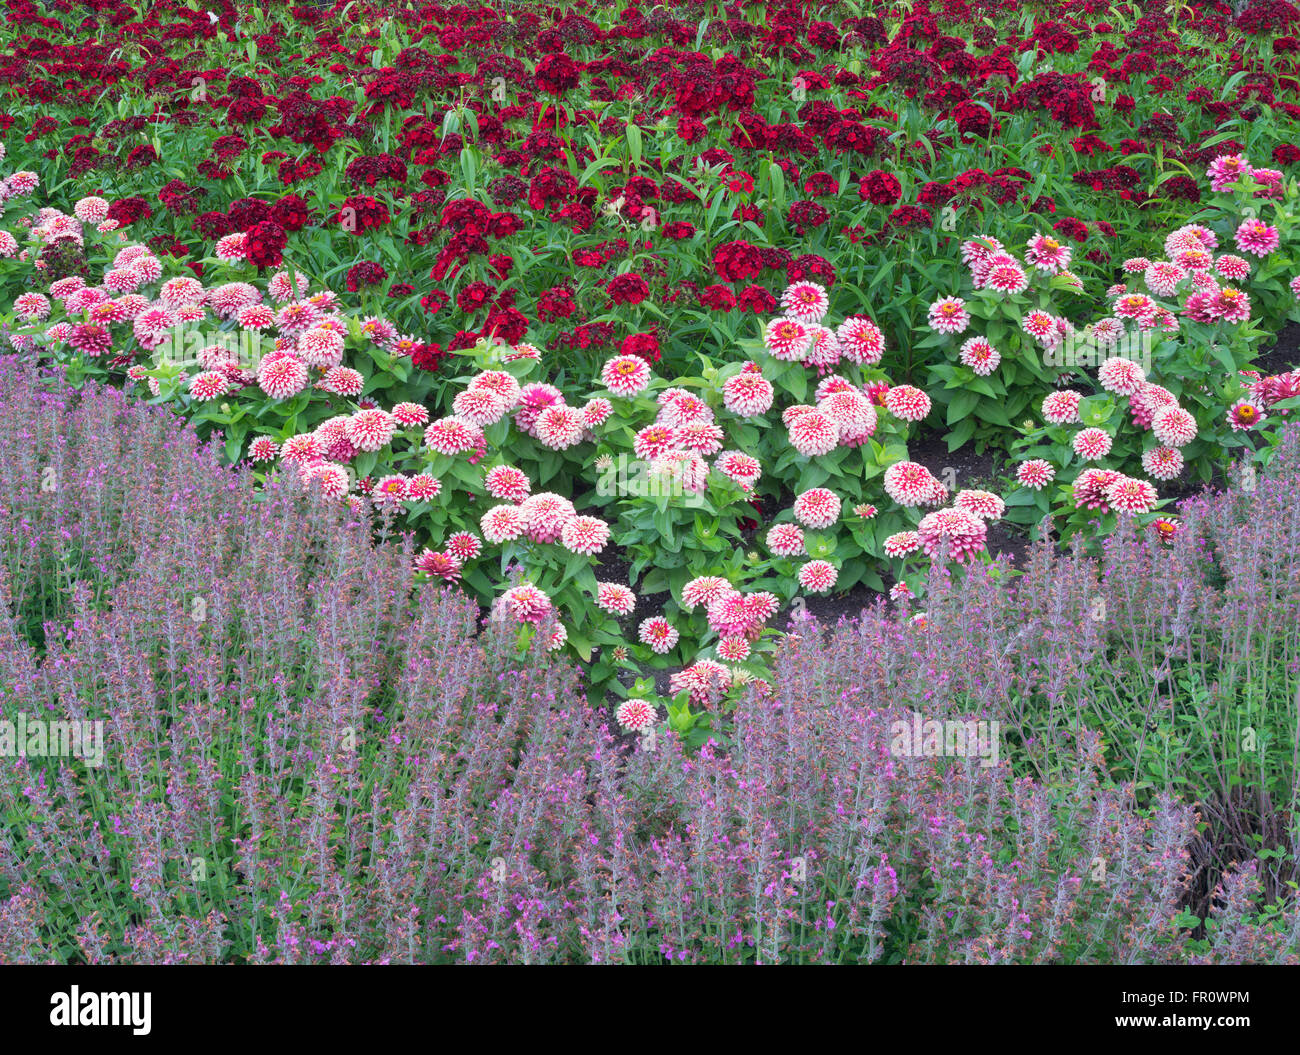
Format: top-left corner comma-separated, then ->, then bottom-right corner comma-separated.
346,408 -> 396,452
406,473 -> 443,501
1207,153 -> 1252,193
1142,445 -> 1184,480
1106,475 -> 1159,514
534,404 -> 587,450
1151,405 -> 1197,447
500,583 -> 553,624
818,390 -> 877,443
1234,219 -> 1280,257
247,436 -> 280,462
953,489 -> 1005,520
1042,390 -> 1082,425
519,492 -> 577,544
763,316 -> 812,361
1073,468 -> 1123,512
1017,459 -> 1055,489
1072,427 -> 1113,461
780,281 -> 829,322
560,515 -> 610,554
723,366 -> 775,416
481,504 -> 527,543
601,354 -> 652,396
484,465 -> 530,502
257,354 -> 309,399
792,487 -> 841,529
797,560 -> 838,592
596,583 -> 637,616
638,616 -> 679,654
1227,399 -> 1265,432
884,461 -> 941,507
1025,233 -> 1072,273
583,398 -> 613,428
715,450 -> 762,490
414,549 -> 462,581
1152,516 -> 1180,544
917,508 -> 987,563
787,409 -> 839,456
884,385 -> 930,422
927,297 -> 970,335
425,416 -> 485,456
836,316 -> 885,365
1097,356 -> 1146,396
883,531 -> 922,557
614,698 -> 657,733
959,337 -> 1000,376
766,522 -> 806,557
680,576 -> 732,611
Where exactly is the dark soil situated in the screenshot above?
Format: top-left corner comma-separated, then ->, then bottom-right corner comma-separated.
1256,319 -> 1300,378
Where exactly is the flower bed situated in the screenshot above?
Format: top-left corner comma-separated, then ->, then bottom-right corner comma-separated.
3,0 -> 1300,967
1,358 -> 1298,964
